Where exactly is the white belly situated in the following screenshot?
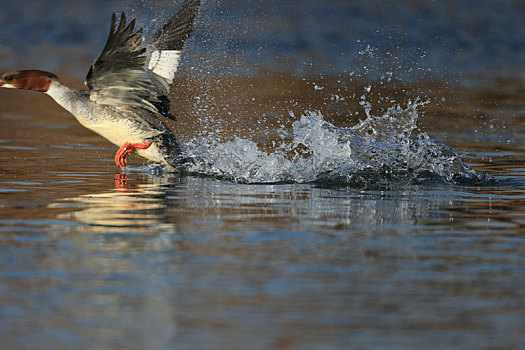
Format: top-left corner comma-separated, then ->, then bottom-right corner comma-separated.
85,122 -> 168,164
44,84 -> 171,164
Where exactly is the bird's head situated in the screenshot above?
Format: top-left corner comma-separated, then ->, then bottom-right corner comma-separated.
0,70 -> 58,92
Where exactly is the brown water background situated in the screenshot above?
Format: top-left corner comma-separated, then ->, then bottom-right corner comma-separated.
1,1 -> 525,349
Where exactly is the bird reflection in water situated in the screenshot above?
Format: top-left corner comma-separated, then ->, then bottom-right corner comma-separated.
115,173 -> 134,192
51,173 -> 181,234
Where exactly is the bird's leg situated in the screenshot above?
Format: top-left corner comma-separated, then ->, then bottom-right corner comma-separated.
114,141 -> 150,168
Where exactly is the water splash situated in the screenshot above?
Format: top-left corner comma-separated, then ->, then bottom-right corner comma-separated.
180,102 -> 488,187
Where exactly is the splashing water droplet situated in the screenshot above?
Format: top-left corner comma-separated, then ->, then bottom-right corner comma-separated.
182,101 -> 487,187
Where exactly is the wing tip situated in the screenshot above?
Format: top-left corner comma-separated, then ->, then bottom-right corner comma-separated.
148,0 -> 201,50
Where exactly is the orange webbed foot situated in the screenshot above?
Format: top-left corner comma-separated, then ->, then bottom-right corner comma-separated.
114,141 -> 150,168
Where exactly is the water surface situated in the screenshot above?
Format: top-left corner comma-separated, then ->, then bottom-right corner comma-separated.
1,0 -> 525,349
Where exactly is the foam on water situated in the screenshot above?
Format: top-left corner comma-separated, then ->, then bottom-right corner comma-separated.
180,102 -> 488,187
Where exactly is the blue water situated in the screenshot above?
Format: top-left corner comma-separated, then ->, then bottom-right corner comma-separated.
2,0 -> 525,81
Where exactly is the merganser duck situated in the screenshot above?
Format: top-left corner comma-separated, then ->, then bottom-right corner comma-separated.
0,0 -> 200,169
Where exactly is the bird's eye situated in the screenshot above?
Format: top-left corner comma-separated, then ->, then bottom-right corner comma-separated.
4,75 -> 13,81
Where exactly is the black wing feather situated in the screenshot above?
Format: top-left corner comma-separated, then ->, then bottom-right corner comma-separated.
147,0 -> 200,50
86,0 -> 200,121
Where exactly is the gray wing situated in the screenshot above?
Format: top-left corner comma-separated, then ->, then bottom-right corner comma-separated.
86,0 -> 200,119
145,0 -> 201,97
86,13 -> 157,113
